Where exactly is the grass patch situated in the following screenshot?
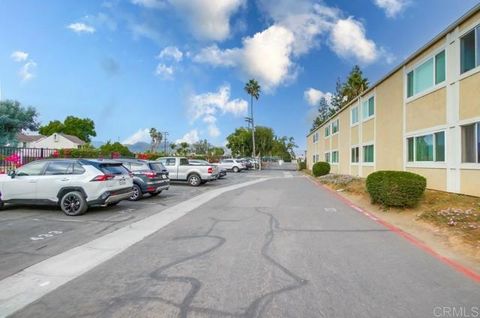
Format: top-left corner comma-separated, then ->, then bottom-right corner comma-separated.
317,173 -> 480,247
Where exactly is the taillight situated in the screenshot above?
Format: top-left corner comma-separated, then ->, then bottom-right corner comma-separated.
91,174 -> 114,182
208,167 -> 213,174
144,171 -> 156,179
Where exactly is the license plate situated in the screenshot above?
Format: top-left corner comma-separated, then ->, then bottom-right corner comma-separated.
119,179 -> 126,185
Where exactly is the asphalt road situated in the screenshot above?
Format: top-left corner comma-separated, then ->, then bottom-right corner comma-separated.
5,170 -> 480,317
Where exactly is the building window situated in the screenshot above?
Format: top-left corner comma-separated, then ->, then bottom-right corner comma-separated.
316,154 -> 319,163
351,147 -> 359,163
331,151 -> 339,164
313,132 -> 318,143
407,131 -> 445,162
351,107 -> 359,125
332,119 -> 339,134
325,152 -> 330,163
461,122 -> 480,163
363,145 -> 374,163
313,155 -> 316,164
362,96 -> 374,120
325,125 -> 330,137
461,26 -> 480,74
407,50 -> 446,98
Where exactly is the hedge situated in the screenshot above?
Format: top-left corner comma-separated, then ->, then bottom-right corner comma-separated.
298,161 -> 307,170
312,162 -> 330,177
366,170 -> 426,208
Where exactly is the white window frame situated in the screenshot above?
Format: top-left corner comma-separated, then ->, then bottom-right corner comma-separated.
330,149 -> 339,165
459,22 -> 480,80
405,128 -> 447,168
332,119 -> 339,135
350,145 -> 360,165
350,106 -> 359,127
361,94 -> 375,122
361,143 -> 375,166
405,46 -> 447,102
324,125 -> 331,138
460,121 -> 480,168
325,152 -> 331,163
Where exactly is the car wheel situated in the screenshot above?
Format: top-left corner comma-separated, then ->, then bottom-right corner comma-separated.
188,174 -> 201,186
130,184 -> 142,201
233,166 -> 239,173
60,191 -> 87,216
0,200 -> 4,210
149,191 -> 161,197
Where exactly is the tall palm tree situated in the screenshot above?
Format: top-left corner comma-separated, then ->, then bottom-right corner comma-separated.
244,79 -> 261,163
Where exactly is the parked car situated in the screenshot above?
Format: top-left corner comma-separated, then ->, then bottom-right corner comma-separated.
115,159 -> 170,201
0,159 -> 133,216
237,158 -> 253,170
217,159 -> 246,173
157,157 -> 218,186
189,159 -> 227,179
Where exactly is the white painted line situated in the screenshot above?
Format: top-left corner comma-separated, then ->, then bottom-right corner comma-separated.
350,205 -> 364,213
0,178 -> 269,317
324,208 -> 337,213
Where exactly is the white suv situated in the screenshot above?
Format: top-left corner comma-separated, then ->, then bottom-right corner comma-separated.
0,159 -> 133,216
217,159 -> 246,173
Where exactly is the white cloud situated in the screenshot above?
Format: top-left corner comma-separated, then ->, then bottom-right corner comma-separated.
19,60 -> 37,81
155,63 -> 174,79
194,0 -> 385,90
304,88 -> 332,106
169,0 -> 245,41
67,22 -> 96,34
11,51 -> 29,62
329,17 -> 379,64
176,129 -> 199,144
158,46 -> 183,62
131,0 -> 166,9
123,128 -> 151,144
373,0 -> 410,18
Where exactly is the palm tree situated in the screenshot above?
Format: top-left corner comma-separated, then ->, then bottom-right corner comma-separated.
169,142 -> 176,155
244,79 -> 261,164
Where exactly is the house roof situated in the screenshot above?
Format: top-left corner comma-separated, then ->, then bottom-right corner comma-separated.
16,133 -> 45,143
306,3 -> 480,138
59,133 -> 86,145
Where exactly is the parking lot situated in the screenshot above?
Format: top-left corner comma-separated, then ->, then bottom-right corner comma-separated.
0,169 -> 274,281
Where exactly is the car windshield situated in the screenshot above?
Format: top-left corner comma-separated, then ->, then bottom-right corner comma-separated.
100,164 -> 129,175
149,163 -> 166,171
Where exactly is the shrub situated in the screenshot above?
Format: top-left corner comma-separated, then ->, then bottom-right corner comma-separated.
366,171 -> 426,208
312,162 -> 330,177
298,161 -> 307,170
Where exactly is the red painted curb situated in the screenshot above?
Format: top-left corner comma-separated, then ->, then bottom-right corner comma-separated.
307,176 -> 480,283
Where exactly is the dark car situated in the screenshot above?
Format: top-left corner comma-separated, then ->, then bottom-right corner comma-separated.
116,159 -> 170,201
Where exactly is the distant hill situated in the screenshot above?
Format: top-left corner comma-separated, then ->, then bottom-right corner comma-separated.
126,141 -> 150,153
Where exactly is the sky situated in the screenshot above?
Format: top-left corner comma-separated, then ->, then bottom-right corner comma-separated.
1,0 -> 479,152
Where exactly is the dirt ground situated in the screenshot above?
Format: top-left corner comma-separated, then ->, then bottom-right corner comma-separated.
309,173 -> 480,273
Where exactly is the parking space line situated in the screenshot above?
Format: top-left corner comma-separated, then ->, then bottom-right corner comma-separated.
0,177 -> 270,317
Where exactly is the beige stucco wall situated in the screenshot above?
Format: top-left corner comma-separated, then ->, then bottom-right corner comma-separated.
375,70 -> 404,171
459,10 -> 480,32
331,134 -> 338,150
338,111 -> 350,174
406,168 -> 447,191
459,72 -> 480,120
406,88 -> 446,132
351,125 -> 359,145
33,134 -> 80,149
351,165 -> 359,176
362,119 -> 375,143
460,169 -> 480,197
362,166 -> 375,177
306,132 -> 315,170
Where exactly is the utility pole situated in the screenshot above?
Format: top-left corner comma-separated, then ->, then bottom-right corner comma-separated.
162,131 -> 169,154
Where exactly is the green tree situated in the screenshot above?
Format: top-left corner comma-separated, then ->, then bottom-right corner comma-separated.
99,141 -> 133,157
343,65 -> 369,104
149,128 -> 162,152
244,79 -> 261,157
254,126 -> 274,156
169,143 -> 176,154
177,142 -> 190,156
39,116 -> 96,142
0,100 -> 39,146
311,96 -> 331,132
226,127 -> 252,157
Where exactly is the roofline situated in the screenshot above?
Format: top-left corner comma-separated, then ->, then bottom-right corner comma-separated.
306,3 -> 480,138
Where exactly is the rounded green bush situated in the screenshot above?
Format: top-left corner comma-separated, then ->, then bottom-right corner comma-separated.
366,170 -> 426,208
312,162 -> 330,177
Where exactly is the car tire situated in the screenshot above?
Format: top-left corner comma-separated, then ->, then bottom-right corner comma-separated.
130,184 -> 142,201
107,201 -> 120,207
0,200 -> 4,210
149,191 -> 161,197
188,173 -> 201,186
60,191 -> 87,216
233,166 -> 239,173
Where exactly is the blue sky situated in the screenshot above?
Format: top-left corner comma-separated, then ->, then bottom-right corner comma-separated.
1,0 -> 478,152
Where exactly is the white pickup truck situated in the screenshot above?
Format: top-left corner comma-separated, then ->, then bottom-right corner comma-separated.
157,157 -> 218,186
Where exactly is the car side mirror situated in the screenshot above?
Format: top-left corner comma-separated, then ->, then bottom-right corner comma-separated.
8,170 -> 16,179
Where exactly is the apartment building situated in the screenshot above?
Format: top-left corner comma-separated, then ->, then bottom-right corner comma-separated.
306,4 -> 480,197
